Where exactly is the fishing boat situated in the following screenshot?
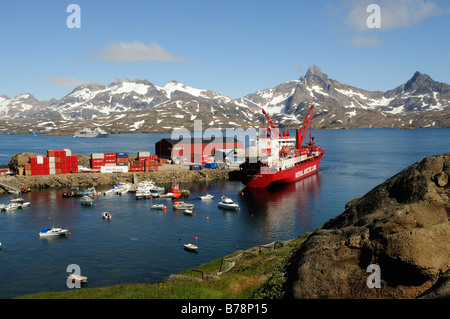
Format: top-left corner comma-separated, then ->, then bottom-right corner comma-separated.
73,127 -> 109,138
199,194 -> 214,200
218,196 -> 239,210
80,195 -> 94,206
81,187 -> 100,197
39,227 -> 69,237
238,105 -> 325,188
102,212 -> 111,220
173,201 -> 194,210
184,243 -> 198,251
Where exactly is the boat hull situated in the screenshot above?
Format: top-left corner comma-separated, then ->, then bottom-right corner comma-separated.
239,153 -> 324,188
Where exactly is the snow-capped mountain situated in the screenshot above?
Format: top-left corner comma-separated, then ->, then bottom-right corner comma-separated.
0,67 -> 448,134
237,66 -> 449,128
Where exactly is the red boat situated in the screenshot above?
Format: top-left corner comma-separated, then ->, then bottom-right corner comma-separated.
238,105 -> 325,188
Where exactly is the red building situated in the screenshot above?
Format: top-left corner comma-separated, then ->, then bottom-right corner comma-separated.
155,137 -> 243,161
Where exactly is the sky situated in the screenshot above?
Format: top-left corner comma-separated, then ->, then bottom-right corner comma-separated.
0,0 -> 449,101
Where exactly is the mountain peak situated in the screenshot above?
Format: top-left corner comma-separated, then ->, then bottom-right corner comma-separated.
404,71 -> 434,92
306,65 -> 323,75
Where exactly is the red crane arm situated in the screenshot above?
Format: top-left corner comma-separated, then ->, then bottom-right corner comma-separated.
261,108 -> 277,132
296,105 -> 314,149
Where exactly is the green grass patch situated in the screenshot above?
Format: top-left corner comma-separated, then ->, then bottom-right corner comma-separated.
17,233 -> 310,299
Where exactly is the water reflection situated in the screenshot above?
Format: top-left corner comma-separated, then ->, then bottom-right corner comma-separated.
241,173 -> 322,238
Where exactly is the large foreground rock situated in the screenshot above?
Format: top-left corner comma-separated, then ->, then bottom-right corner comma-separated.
284,153 -> 450,299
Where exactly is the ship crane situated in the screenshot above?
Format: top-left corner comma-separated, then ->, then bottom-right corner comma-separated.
261,108 -> 279,137
296,105 -> 314,149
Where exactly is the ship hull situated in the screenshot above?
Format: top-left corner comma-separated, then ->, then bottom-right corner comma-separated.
239,153 -> 324,188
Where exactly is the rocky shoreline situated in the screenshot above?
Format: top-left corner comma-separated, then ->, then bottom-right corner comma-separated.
0,168 -> 239,194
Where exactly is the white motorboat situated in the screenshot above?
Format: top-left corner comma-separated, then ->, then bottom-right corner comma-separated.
184,243 -> 198,251
3,203 -> 20,211
151,204 -> 167,210
159,192 -> 174,198
10,198 -> 31,209
173,201 -> 194,210
199,194 -> 214,200
102,212 -> 111,220
183,209 -> 193,216
218,196 -> 239,210
39,227 -> 69,237
80,195 -> 94,206
135,190 -> 151,199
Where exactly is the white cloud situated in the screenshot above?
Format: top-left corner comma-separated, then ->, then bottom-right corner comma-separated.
343,0 -> 444,31
37,75 -> 96,87
96,41 -> 184,62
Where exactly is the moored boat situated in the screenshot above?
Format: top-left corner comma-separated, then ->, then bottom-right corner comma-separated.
102,212 -> 111,220
218,196 -> 239,210
80,195 -> 94,206
39,227 -> 69,237
184,243 -> 198,251
238,105 -> 325,188
199,194 -> 214,200
173,201 -> 194,210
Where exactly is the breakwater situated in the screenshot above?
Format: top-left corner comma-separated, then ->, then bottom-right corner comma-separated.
0,167 -> 239,194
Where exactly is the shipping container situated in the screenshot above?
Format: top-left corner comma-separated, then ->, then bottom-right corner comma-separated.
189,164 -> 202,171
203,162 -> 218,169
116,152 -> 128,158
91,153 -> 105,159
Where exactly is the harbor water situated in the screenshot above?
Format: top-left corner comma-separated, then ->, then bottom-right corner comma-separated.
0,128 -> 449,298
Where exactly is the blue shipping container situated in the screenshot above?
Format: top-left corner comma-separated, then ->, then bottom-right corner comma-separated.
203,162 -> 218,169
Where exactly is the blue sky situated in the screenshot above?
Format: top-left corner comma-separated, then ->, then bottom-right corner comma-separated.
0,0 -> 449,101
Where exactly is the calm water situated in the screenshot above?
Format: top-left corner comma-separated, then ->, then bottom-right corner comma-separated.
0,128 -> 449,298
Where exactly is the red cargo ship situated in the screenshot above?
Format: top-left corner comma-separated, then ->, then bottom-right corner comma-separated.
238,105 -> 324,188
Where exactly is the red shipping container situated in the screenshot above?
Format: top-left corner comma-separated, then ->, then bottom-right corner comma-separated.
71,155 -> 78,162
47,150 -> 55,157
29,156 -> 37,164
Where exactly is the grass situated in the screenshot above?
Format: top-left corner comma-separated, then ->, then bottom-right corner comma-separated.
17,233 -> 310,299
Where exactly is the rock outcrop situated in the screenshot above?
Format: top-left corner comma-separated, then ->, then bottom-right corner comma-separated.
284,153 -> 450,299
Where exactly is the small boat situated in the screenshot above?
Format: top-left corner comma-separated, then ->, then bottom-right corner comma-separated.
20,187 -> 31,193
39,227 -> 69,237
159,192 -> 174,198
9,198 -> 30,209
218,196 -> 239,210
102,212 -> 111,220
63,188 -> 82,197
199,194 -> 214,200
184,243 -> 198,251
67,274 -> 88,286
80,196 -> 94,206
81,187 -> 100,197
173,201 -> 194,210
151,204 -> 166,210
2,203 -> 20,211
135,190 -> 151,199
183,209 -> 193,216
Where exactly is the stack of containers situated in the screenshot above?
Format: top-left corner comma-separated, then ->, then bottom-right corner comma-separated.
116,152 -> 129,166
138,151 -> 151,162
144,160 -> 159,172
47,149 -> 78,174
104,153 -> 117,166
91,153 -> 105,170
129,160 -> 144,172
27,155 -> 50,175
